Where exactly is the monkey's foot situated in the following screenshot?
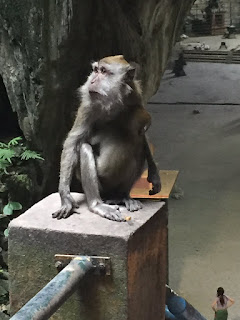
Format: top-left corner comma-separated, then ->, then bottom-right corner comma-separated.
52,198 -> 78,219
91,203 -> 125,222
106,198 -> 142,212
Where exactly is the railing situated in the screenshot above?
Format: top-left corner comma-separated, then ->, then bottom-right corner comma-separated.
10,255 -> 110,320
165,285 -> 207,320
10,254 -> 207,320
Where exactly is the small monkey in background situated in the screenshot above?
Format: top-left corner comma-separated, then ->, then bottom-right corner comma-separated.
53,55 -> 161,222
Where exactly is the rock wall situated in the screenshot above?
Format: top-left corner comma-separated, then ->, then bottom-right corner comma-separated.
0,0 -> 194,196
191,0 -> 240,27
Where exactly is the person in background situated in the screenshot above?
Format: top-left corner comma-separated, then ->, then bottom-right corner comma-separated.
211,287 -> 235,320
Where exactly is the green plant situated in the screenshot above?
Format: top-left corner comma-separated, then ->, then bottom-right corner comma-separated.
1,201 -> 23,238
0,136 -> 44,212
3,201 -> 22,216
0,136 -> 44,229
0,137 -> 43,317
0,137 -> 43,175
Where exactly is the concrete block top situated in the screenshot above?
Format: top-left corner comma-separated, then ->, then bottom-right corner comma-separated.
10,193 -> 165,240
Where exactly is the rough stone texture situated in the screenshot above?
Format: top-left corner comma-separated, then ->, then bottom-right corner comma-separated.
8,193 -> 168,320
0,0 -> 194,196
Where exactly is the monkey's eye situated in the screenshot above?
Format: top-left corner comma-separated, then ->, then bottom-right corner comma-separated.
100,67 -> 106,74
93,66 -> 98,73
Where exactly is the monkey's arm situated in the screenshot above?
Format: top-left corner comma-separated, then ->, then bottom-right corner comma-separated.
52,128 -> 83,219
144,136 -> 161,195
53,109 -> 90,219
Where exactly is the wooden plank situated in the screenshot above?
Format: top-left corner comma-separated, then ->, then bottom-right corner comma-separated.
130,170 -> 179,199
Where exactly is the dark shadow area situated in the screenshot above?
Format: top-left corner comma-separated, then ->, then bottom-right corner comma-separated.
0,75 -> 22,138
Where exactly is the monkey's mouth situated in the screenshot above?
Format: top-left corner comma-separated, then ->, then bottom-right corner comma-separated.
89,90 -> 100,94
89,90 -> 107,97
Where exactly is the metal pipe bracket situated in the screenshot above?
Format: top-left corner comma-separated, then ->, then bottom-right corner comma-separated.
55,254 -> 111,275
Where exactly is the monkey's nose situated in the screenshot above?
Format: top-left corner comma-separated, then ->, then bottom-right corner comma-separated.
91,75 -> 98,84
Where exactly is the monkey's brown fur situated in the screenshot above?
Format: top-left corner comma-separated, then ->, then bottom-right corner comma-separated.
53,55 -> 161,221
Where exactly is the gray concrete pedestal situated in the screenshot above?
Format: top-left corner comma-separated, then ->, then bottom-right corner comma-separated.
9,193 -> 167,320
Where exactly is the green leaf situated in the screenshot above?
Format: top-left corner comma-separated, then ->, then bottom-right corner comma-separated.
0,142 -> 8,148
8,201 -> 22,210
3,229 -> 8,238
0,148 -> 16,163
20,150 -> 44,161
7,136 -> 22,147
3,204 -> 13,216
0,159 -> 10,174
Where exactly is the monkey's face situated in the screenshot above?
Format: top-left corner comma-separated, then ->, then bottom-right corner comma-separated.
81,59 -> 135,105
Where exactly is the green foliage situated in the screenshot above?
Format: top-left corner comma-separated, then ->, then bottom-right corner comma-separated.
7,136 -> 22,147
3,229 -> 9,238
6,174 -> 32,192
3,201 -> 22,216
0,160 -> 10,175
0,136 -> 42,230
0,137 -> 44,172
0,149 -> 15,164
21,150 -> 44,161
0,136 -> 44,310
0,201 -> 22,239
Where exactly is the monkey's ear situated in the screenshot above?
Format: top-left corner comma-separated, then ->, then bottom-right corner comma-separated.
126,67 -> 136,81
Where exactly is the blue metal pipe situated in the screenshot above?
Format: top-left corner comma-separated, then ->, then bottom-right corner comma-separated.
165,305 -> 177,319
166,285 -> 207,320
10,256 -> 93,320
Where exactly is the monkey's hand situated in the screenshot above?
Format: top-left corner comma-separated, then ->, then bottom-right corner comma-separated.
90,203 -> 125,222
147,169 -> 161,195
52,194 -> 78,219
106,198 -> 142,212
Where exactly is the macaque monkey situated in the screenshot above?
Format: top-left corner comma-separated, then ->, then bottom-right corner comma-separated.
53,55 -> 161,222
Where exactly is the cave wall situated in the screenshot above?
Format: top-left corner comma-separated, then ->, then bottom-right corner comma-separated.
0,0 -> 194,196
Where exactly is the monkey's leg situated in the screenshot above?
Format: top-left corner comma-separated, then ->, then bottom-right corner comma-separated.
80,143 -> 125,222
106,198 -> 142,212
144,136 -> 161,195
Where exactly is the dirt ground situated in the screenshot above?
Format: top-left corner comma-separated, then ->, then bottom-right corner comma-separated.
147,62 -> 240,320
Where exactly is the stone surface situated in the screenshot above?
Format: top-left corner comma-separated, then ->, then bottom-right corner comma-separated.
150,62 -> 240,104
8,193 -> 168,320
0,0 -> 194,196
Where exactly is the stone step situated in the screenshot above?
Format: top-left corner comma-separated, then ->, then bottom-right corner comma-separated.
183,49 -> 240,64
